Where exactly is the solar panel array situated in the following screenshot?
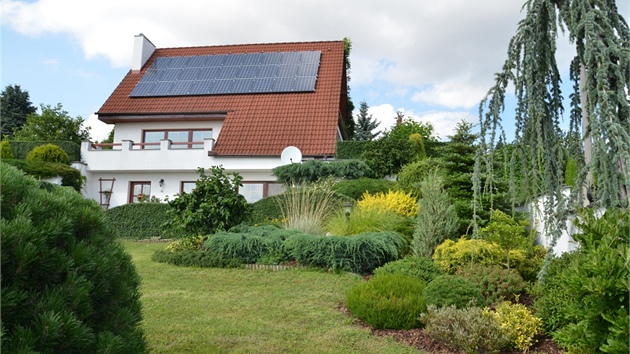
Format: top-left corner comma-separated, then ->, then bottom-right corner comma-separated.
130,51 -> 321,97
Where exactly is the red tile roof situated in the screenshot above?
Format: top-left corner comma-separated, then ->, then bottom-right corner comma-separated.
97,41 -> 346,156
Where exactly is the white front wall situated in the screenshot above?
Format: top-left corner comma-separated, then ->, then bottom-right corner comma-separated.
80,120 -> 288,208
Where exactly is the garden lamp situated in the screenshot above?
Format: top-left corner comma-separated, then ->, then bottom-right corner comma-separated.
343,202 -> 352,223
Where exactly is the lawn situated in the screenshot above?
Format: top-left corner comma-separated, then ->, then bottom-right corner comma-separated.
122,240 -> 422,353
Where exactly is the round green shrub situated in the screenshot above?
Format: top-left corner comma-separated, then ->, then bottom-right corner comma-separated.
456,264 -> 526,306
105,202 -> 181,239
373,256 -> 443,283
26,143 -> 69,164
1,140 -> 14,158
249,195 -> 283,225
346,273 -> 427,329
1,165 -> 146,353
424,275 -> 483,309
332,177 -> 396,200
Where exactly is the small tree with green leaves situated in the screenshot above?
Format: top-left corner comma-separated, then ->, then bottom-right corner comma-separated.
13,103 -> 91,144
480,209 -> 531,270
164,166 -> 249,236
413,169 -> 459,257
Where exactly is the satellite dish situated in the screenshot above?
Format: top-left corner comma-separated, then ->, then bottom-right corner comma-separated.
281,146 -> 302,165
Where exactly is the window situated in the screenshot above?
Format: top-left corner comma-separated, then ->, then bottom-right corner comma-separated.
181,181 -> 196,193
130,182 -> 151,203
142,129 -> 212,149
239,182 -> 285,203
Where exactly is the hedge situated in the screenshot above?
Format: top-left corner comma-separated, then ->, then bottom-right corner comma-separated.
272,159 -> 374,184
336,140 -> 373,159
2,158 -> 82,191
105,203 -> 181,239
8,141 -> 81,161
332,178 -> 397,200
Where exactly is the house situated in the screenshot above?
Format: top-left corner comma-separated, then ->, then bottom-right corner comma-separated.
75,34 -> 349,208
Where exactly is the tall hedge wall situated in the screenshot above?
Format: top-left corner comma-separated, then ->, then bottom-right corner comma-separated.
105,203 -> 181,239
336,140 -> 372,159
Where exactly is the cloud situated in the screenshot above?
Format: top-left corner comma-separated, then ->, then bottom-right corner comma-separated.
411,80 -> 488,109
84,113 -> 112,142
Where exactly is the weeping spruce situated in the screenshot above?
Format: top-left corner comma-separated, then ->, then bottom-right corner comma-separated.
474,0 -> 629,253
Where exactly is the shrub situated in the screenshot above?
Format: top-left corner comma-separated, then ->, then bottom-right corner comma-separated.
456,264 -> 526,306
492,302 -> 542,351
152,249 -> 243,268
357,190 -> 417,217
164,166 -> 250,235
413,170 -> 458,257
532,252 -> 578,334
332,177 -> 396,200
105,202 -> 180,239
549,208 -> 629,353
204,227 -> 298,264
1,140 -> 14,158
346,274 -> 426,329
249,195 -> 284,225
421,305 -> 509,354
276,179 -> 345,235
396,159 -> 439,196
165,235 -> 205,252
325,208 -> 411,238
373,256 -> 443,283
1,164 -> 146,353
423,275 -> 483,309
336,140 -> 372,159
9,141 -> 81,161
284,231 -> 406,274
480,209 -> 532,270
272,159 -> 374,184
26,143 -> 70,164
1,158 -> 82,191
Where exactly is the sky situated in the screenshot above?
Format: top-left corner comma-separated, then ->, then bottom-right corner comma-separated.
1,0 -> 628,142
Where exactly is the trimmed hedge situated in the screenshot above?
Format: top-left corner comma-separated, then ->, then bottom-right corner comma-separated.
284,231 -> 406,274
336,140 -> 373,159
2,158 -> 82,191
105,203 -> 180,239
9,141 -> 81,161
272,159 -> 374,184
152,249 -> 244,268
26,143 -> 70,164
332,178 -> 396,200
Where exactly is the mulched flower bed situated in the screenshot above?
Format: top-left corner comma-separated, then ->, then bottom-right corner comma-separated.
339,304 -> 564,354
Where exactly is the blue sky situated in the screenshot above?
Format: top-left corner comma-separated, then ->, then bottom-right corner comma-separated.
2,0 -> 627,142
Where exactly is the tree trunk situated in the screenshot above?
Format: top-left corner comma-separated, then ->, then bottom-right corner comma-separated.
580,64 -> 593,207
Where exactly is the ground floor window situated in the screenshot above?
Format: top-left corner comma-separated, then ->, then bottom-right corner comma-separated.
239,182 -> 285,203
130,182 -> 151,203
181,181 -> 196,194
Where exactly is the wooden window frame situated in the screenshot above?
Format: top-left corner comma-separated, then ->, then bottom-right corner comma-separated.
129,181 -> 152,203
142,129 -> 212,149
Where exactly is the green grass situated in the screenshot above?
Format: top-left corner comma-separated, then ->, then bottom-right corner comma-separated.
123,240 -> 421,353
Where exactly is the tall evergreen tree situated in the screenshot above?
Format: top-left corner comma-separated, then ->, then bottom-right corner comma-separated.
475,0 -> 630,242
354,101 -> 381,141
1,84 -> 37,139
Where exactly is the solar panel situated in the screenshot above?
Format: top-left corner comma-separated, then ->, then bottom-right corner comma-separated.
129,50 -> 321,97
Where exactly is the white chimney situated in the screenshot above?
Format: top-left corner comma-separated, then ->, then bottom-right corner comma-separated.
131,34 -> 156,72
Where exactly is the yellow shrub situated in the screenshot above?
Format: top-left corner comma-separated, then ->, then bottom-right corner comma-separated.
165,235 -> 204,253
492,302 -> 542,351
358,190 -> 417,217
432,237 -> 529,274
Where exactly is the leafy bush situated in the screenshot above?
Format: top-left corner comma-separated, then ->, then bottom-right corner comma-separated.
2,158 -> 82,191
548,208 -> 629,353
152,249 -> 243,268
492,302 -> 542,351
423,275 -> 483,309
249,195 -> 284,225
325,208 -> 412,239
421,305 -> 509,354
284,231 -> 406,274
272,159 -> 374,184
396,159 -> 439,196
164,166 -> 250,235
480,209 -> 533,270
456,264 -> 526,306
105,202 -> 179,239
357,190 -> 417,217
26,143 -> 70,164
1,164 -> 146,353
346,274 -> 426,329
9,140 -> 81,161
373,256 -> 443,283
276,179 -> 347,235
1,140 -> 14,158
532,252 -> 578,334
336,140 -> 372,159
332,177 -> 396,200
165,235 -> 205,252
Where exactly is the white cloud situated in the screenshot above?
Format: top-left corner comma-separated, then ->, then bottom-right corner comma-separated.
411,80 -> 488,109
84,114 -> 112,142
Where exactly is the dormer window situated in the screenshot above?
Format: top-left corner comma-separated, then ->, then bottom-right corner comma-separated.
143,129 -> 212,149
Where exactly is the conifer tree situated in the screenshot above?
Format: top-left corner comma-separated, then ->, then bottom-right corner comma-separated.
354,101 -> 381,141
